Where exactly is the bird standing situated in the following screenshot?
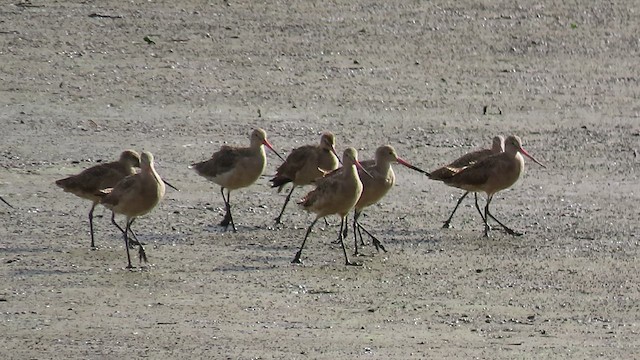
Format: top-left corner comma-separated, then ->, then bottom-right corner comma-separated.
429,136 -> 504,228
97,151 -> 166,268
270,132 -> 340,224
56,150 -> 141,248
430,135 -> 545,236
340,145 -> 429,254
191,128 -> 285,232
293,147 -> 367,266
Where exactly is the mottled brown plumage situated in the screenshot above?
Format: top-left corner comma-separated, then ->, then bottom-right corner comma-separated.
191,128 -> 284,231
293,147 -> 365,266
55,150 -> 140,248
270,132 -> 339,224
335,145 -> 428,254
433,135 -> 545,236
429,136 -> 504,228
98,151 -> 166,268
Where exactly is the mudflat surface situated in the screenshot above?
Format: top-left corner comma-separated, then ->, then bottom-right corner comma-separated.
1,1 -> 639,358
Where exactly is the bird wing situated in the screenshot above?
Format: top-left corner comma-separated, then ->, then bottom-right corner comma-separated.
56,162 -> 130,194
99,174 -> 140,208
191,146 -> 245,178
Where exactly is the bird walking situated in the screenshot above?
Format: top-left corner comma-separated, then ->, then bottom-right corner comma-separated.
339,145 -> 429,255
292,147 -> 368,266
191,128 -> 285,232
97,151 -> 166,268
429,136 -> 504,228
56,150 -> 141,248
270,132 -> 340,224
430,135 -> 545,236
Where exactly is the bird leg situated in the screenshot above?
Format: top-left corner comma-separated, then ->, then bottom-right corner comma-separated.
0,195 -> 13,208
485,210 -> 523,236
442,191 -> 469,228
219,187 -> 237,232
111,212 -> 140,248
122,218 -> 134,269
128,219 -> 148,264
274,185 -> 296,225
88,202 -> 97,248
356,222 -> 387,253
292,218 -> 319,264
483,196 -> 492,237
337,216 -> 361,266
332,213 -> 348,244
473,192 -> 487,223
480,194 -> 522,236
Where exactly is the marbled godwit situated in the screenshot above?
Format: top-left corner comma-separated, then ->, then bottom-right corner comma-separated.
432,135 -> 545,237
97,151 -> 166,268
292,147 -> 367,266
270,132 -> 340,224
342,145 -> 429,255
429,136 -> 504,228
56,150 -> 141,248
191,128 -> 285,232
0,195 -> 13,208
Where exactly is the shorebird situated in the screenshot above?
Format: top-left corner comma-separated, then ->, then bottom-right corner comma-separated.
270,132 -> 340,224
339,145 -> 429,255
97,151 -> 166,268
431,135 -> 545,237
292,147 -> 368,266
56,150 -> 141,248
429,136 -> 504,228
191,128 -> 285,232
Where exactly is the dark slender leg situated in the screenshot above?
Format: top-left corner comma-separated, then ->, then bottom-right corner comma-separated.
88,202 -> 97,248
355,222 -> 387,253
292,218 -> 319,263
219,187 -> 237,232
127,219 -> 148,263
474,193 -> 486,222
114,216 -> 133,269
127,227 -> 142,247
353,210 -> 363,255
0,195 -> 13,208
483,195 -> 493,237
484,200 -> 523,236
442,191 -> 469,228
337,216 -> 361,266
111,212 -> 140,247
332,213 -> 348,244
274,186 -> 296,224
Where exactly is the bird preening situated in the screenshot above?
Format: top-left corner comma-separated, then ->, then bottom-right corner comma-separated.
52,129 -> 546,268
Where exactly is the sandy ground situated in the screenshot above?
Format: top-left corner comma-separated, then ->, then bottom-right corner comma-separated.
1,0 -> 640,358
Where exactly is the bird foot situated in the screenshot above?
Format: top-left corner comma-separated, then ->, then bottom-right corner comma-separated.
346,260 -> 362,267
372,239 -> 387,253
506,229 -> 524,236
442,221 -> 452,229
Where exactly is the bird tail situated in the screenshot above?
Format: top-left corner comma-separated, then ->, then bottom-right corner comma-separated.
270,176 -> 292,193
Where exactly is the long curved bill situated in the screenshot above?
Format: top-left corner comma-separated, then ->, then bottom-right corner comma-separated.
332,146 -> 342,165
519,147 -> 546,168
263,140 -> 286,162
396,157 -> 430,176
355,160 -> 374,178
0,195 -> 13,208
163,179 -> 180,191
